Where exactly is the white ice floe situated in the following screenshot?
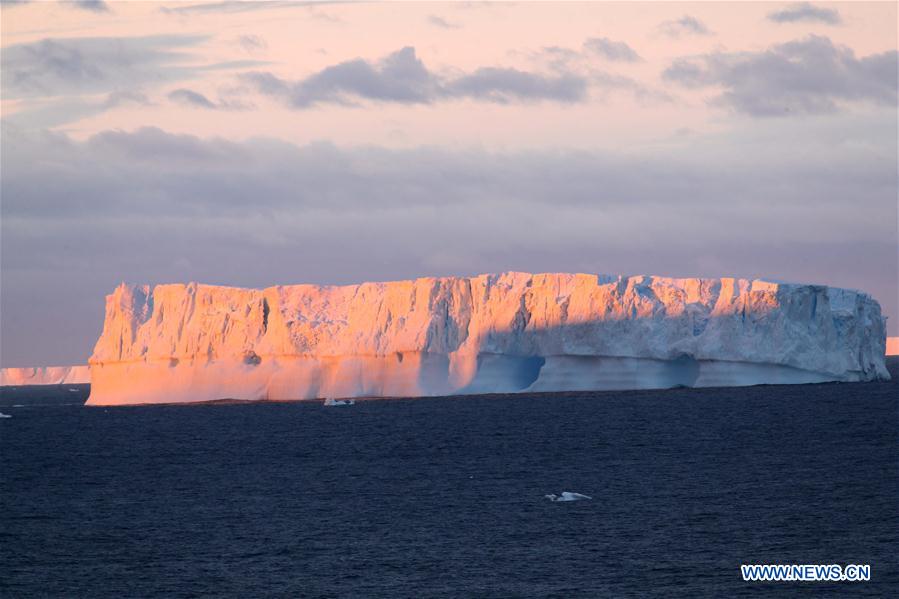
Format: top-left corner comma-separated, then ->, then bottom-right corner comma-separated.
546,492 -> 592,502
0,412 -> 12,419
324,398 -> 355,406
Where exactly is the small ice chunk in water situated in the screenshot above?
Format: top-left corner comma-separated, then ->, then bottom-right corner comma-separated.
545,492 -> 591,502
324,398 -> 355,406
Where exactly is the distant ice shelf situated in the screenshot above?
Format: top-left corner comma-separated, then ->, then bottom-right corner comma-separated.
85,272 -> 890,405
1,365 -> 90,386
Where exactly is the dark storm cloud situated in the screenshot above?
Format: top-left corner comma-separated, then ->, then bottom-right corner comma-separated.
767,2 -> 842,25
242,46 -> 589,107
583,37 -> 641,62
658,15 -> 712,38
2,119 -> 896,365
663,36 -> 898,116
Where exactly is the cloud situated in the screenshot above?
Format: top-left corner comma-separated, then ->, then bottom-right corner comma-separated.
583,37 -> 641,62
2,118 -> 895,364
104,89 -> 152,108
242,46 -> 590,108
446,67 -> 586,103
69,0 -> 110,12
168,88 -> 217,109
663,35 -> 898,116
518,41 -> 666,103
1,35 -> 267,128
243,47 -> 439,107
1,35 -> 207,99
160,1 -> 349,15
428,15 -> 459,29
659,15 -> 712,38
307,7 -> 342,23
168,87 -> 252,110
2,0 -> 112,10
767,2 -> 842,25
237,34 -> 267,53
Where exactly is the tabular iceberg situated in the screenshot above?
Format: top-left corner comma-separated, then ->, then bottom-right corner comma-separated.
1,365 -> 90,386
86,273 -> 889,405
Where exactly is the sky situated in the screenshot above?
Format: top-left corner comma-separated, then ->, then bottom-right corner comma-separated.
1,1 -> 897,367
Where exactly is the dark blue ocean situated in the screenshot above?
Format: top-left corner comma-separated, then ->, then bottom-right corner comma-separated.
2,367 -> 897,597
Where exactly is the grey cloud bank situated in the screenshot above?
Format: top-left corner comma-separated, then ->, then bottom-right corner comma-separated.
664,36 -> 898,116
2,119 -> 895,366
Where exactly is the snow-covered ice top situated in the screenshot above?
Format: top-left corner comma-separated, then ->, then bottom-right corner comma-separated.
90,272 -> 889,381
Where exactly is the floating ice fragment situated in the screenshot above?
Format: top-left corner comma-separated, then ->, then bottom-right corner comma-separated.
324,398 -> 355,406
545,492 -> 591,502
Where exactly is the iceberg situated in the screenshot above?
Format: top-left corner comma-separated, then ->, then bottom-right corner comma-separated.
85,272 -> 889,405
1,365 -> 90,386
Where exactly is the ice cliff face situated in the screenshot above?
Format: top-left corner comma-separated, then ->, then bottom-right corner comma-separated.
86,273 -> 889,405
1,366 -> 90,386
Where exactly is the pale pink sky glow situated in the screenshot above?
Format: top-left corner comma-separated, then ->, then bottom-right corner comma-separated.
1,1 -> 897,365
